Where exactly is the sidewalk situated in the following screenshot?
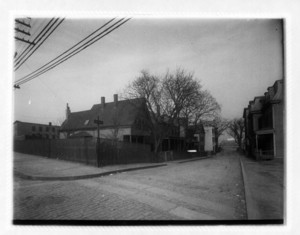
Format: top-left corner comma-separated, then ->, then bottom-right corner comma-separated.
13,152 -> 209,181
239,154 -> 284,220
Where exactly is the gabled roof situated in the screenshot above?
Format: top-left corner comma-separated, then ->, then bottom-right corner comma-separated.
61,98 -> 147,132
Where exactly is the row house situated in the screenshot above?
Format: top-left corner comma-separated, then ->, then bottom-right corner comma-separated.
13,121 -> 60,140
243,80 -> 284,160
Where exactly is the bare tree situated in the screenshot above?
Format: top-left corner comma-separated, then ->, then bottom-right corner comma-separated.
209,116 -> 229,151
227,118 -> 245,150
163,68 -> 201,119
123,70 -> 164,158
182,89 -> 221,128
123,68 -> 202,160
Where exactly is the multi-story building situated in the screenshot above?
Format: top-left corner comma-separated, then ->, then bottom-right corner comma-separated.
13,121 -> 60,140
243,80 -> 284,160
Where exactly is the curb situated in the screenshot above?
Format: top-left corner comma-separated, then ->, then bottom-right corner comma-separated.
14,164 -> 167,181
239,156 -> 259,220
177,156 -> 211,164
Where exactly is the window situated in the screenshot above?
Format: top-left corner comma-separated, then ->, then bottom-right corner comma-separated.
123,135 -> 130,142
39,126 -> 42,132
46,127 -> 49,132
52,127 -> 55,132
32,126 -> 36,132
135,119 -> 141,129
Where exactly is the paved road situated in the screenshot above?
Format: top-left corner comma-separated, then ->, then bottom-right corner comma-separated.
14,149 -> 247,221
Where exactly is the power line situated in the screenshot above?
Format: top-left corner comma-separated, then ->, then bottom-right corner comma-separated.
15,19 -> 50,62
15,19 -> 31,28
14,18 -> 34,53
14,18 -> 55,64
15,17 -> 115,84
18,18 -> 130,86
15,18 -> 130,86
14,36 -> 35,45
15,18 -> 64,71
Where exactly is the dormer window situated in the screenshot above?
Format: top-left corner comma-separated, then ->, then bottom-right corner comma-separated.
84,120 -> 89,125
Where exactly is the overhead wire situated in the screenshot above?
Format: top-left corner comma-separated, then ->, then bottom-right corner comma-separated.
15,19 -> 48,61
15,18 -> 131,86
14,18 -> 64,71
14,18 -> 56,65
15,17 -> 116,84
14,18 -> 31,55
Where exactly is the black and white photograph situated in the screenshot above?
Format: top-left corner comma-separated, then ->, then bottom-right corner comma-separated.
2,0 -> 300,233
12,16 -> 285,225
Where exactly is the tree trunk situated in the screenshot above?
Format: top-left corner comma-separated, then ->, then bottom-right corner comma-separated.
153,139 -> 161,162
215,137 -> 219,152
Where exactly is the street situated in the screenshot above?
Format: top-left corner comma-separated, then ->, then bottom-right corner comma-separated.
14,148 -> 247,221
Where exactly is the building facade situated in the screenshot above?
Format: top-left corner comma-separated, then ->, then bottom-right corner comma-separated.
204,126 -> 216,154
60,94 -> 151,144
185,124 -> 205,153
14,121 -> 60,140
243,80 -> 284,160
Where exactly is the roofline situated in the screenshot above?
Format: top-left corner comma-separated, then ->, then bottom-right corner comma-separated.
91,97 -> 146,108
13,120 -> 60,127
253,96 -> 265,101
60,124 -> 133,132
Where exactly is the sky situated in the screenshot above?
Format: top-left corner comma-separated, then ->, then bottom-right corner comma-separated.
13,18 -> 284,125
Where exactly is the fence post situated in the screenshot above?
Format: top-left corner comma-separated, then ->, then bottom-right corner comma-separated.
84,138 -> 88,165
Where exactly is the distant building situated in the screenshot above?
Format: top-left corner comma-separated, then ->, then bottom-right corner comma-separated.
60,94 -> 151,144
185,124 -> 205,153
204,126 -> 216,154
13,121 -> 60,140
161,117 -> 187,152
243,80 -> 284,160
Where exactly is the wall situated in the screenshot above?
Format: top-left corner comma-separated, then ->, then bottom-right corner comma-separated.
98,127 -> 131,140
204,127 -> 213,151
61,127 -> 132,140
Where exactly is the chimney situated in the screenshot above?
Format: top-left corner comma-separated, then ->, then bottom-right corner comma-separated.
114,94 -> 118,107
101,97 -> 105,109
66,103 -> 71,120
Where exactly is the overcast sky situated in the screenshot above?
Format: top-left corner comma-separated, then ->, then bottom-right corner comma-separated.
14,18 -> 283,125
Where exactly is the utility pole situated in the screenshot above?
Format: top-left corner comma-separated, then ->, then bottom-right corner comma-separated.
94,116 -> 103,167
48,122 -> 52,158
14,18 -> 35,45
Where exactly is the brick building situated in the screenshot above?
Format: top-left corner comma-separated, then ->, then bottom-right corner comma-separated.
13,121 -> 60,140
